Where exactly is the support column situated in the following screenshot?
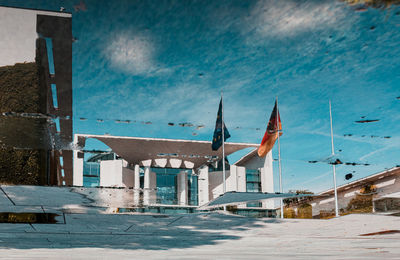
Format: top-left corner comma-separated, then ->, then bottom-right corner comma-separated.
236,166 -> 247,208
132,164 -> 141,206
143,167 -> 157,205
198,166 -> 209,206
134,164 -> 140,189
177,171 -> 188,206
143,166 -> 151,205
149,171 -> 157,204
72,151 -> 83,186
144,166 -> 150,189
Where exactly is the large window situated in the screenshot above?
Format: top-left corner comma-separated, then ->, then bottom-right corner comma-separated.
246,169 -> 262,207
152,168 -> 179,205
83,162 -> 100,187
142,167 -> 199,206
188,173 -> 198,206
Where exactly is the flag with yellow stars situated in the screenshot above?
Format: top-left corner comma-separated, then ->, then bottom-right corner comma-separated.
211,98 -> 230,151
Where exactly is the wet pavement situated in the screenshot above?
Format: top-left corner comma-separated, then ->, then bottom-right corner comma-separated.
0,185 -> 399,259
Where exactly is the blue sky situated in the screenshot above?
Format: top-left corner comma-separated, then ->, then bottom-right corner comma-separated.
1,0 -> 399,193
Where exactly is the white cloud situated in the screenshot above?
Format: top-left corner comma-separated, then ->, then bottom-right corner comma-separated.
98,75 -> 256,135
359,139 -> 399,161
292,169 -> 332,189
105,32 -> 164,75
247,0 -> 349,37
135,82 -> 218,125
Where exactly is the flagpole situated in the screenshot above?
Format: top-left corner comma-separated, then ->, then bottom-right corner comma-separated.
276,97 -> 283,219
221,91 -> 226,195
329,100 -> 339,217
221,91 -> 227,212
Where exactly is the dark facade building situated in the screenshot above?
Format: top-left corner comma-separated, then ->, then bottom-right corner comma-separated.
0,6 -> 73,185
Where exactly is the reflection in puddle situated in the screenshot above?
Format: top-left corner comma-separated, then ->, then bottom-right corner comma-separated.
360,230 -> 400,236
0,213 -> 61,224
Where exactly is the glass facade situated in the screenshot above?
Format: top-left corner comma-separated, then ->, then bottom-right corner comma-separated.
83,162 -> 100,187
80,150 -> 199,206
246,169 -> 262,207
142,167 -> 199,206
188,173 -> 198,206
152,167 -> 179,205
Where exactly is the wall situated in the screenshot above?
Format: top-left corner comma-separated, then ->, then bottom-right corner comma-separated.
72,151 -> 83,186
0,6 -> 70,67
122,167 -> 135,188
260,152 -> 274,193
209,170 -> 235,200
198,166 -> 209,206
292,170 -> 400,217
100,160 -> 123,187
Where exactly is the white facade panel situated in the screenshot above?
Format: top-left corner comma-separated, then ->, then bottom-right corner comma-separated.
209,171 -> 224,200
228,165 -> 238,192
375,179 -> 396,188
122,167 -> 135,188
236,166 -> 247,192
260,152 -> 274,193
73,151 -> 83,186
100,160 -> 123,187
198,166 -> 209,206
0,6 -> 70,67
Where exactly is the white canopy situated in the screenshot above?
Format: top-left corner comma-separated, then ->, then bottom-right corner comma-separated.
76,134 -> 258,168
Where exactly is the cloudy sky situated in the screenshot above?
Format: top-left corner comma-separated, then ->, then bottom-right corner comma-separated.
1,0 -> 399,193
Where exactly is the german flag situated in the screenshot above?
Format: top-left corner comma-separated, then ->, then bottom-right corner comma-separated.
258,100 -> 282,157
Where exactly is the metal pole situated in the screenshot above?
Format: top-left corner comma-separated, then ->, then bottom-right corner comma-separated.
277,98 -> 283,219
329,100 -> 339,217
221,91 -> 226,194
221,92 -> 227,211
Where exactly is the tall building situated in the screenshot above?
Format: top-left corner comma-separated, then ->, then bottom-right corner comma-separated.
0,6 -> 73,185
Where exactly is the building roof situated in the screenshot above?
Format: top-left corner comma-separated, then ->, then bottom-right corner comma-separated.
233,148 -> 258,166
0,5 -> 72,16
318,166 -> 400,196
76,134 -> 258,169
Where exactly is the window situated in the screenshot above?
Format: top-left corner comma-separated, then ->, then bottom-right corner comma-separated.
140,167 -> 198,206
83,162 -> 100,187
246,169 -> 262,207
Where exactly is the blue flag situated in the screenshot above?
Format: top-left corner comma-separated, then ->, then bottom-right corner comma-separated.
212,98 -> 231,151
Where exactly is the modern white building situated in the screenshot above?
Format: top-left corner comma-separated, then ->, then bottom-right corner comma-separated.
73,134 -> 276,209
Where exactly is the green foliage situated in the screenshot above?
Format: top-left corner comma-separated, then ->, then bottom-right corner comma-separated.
346,184 -> 375,213
284,203 -> 313,219
0,63 -> 43,185
297,203 -> 312,219
0,148 -> 41,185
0,63 -> 41,113
283,207 -> 296,218
347,195 -> 373,212
283,189 -> 314,207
